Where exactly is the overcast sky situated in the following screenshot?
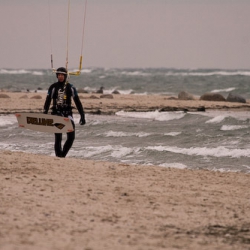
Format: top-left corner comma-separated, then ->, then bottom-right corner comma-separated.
1,0 -> 250,69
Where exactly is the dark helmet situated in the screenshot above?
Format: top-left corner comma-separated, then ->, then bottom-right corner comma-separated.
56,67 -> 68,78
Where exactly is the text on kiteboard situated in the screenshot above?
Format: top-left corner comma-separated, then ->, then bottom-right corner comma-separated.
27,117 -> 54,126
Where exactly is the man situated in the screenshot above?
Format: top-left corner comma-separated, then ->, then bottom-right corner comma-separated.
43,67 -> 86,157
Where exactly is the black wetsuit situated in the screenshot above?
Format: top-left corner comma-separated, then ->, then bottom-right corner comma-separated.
43,81 -> 85,157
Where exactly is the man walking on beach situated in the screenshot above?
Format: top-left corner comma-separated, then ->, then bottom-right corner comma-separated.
43,67 -> 86,157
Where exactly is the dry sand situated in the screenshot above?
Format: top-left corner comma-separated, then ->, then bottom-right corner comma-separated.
1,91 -> 250,114
0,151 -> 249,250
0,92 -> 250,249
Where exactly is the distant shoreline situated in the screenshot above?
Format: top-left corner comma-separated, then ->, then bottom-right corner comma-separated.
1,91 -> 250,115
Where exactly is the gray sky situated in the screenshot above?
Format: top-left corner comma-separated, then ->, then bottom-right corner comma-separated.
1,0 -> 250,69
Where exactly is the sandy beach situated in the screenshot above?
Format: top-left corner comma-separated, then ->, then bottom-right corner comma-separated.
1,91 -> 250,115
0,92 -> 250,249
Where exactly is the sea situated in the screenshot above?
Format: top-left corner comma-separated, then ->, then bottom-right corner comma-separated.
1,67 -> 250,173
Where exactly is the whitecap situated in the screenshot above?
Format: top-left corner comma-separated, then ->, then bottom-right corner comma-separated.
164,132 -> 182,136
159,162 -> 187,169
104,131 -> 151,138
104,88 -> 134,95
165,70 -> 250,76
0,115 -> 17,127
32,71 -> 44,76
206,115 -> 227,123
111,147 -> 135,158
116,110 -> 185,121
220,125 -> 248,131
146,145 -> 250,158
121,71 -> 150,76
81,68 -> 92,73
0,69 -> 30,74
74,145 -> 141,159
80,145 -> 114,158
0,120 -> 16,127
211,87 -> 235,93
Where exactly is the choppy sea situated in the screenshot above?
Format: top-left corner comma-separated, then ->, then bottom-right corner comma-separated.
1,68 -> 250,173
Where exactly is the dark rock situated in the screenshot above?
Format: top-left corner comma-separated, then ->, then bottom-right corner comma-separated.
30,95 -> 42,99
178,91 -> 195,100
78,88 -> 89,93
112,90 -> 120,94
226,93 -> 246,103
89,95 -> 99,99
197,106 -> 206,112
95,86 -> 104,94
0,94 -> 10,98
100,94 -> 113,99
20,95 -> 28,99
200,93 -> 226,102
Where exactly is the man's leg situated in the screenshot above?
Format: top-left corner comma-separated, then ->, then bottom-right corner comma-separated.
62,121 -> 75,157
54,133 -> 63,157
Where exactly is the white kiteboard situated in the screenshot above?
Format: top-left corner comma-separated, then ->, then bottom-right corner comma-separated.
15,113 -> 74,133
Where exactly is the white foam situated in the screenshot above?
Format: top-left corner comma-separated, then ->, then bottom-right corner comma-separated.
164,132 -> 182,136
116,110 -> 186,121
220,125 -> 248,131
0,120 -> 15,127
111,147 -> 137,158
73,145 -> 141,159
32,71 -> 44,76
121,71 -> 150,76
146,145 -> 250,158
206,115 -> 227,123
66,68 -> 93,75
80,145 -> 114,158
209,167 -> 240,173
0,69 -> 30,74
159,162 -> 187,169
211,87 -> 236,93
81,68 -> 92,73
0,115 -> 17,127
194,110 -> 250,122
165,70 -> 250,76
104,130 -> 151,138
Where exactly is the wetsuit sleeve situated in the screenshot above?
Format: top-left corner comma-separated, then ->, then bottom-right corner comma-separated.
43,86 -> 53,114
72,86 -> 86,125
72,87 -> 85,116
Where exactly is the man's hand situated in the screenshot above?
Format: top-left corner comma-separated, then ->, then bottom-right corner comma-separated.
79,115 -> 86,125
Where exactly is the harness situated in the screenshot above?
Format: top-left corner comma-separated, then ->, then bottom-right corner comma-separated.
52,83 -> 73,117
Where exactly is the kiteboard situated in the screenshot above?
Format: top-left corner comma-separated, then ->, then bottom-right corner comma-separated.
15,113 -> 74,133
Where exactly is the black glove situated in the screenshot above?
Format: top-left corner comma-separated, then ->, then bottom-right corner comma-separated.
79,114 -> 86,125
